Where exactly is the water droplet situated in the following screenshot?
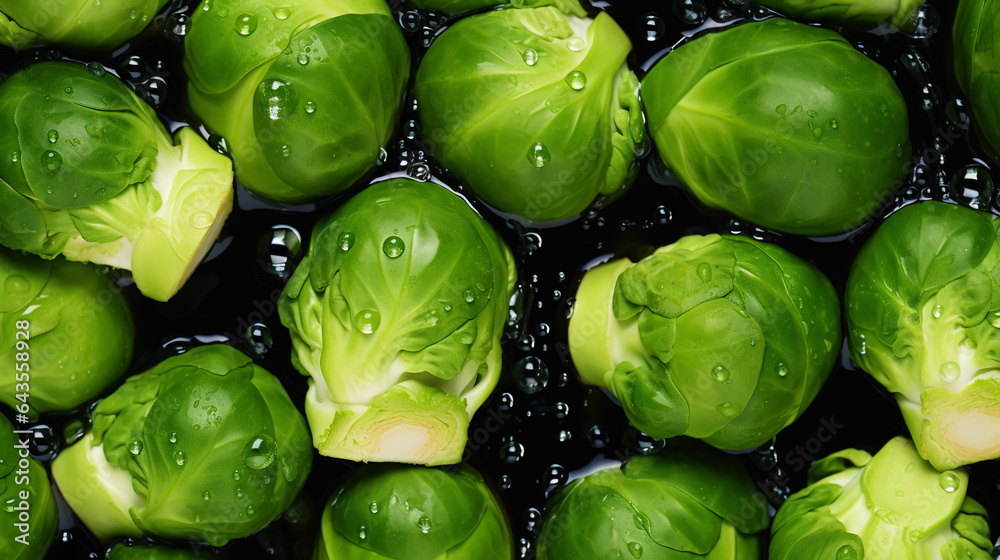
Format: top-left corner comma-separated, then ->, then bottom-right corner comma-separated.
939,361 -> 960,382
522,48 -> 538,66
189,211 -> 214,229
812,127 -> 823,138
369,501 -> 379,514
353,310 -> 381,334
242,434 -> 277,469
907,530 -> 921,542
173,451 -> 187,466
258,226 -> 302,278
990,311 -> 1000,328
674,0 -> 708,25
297,53 -> 309,65
527,142 -> 551,168
836,545 -> 859,560
382,236 -> 405,258
129,440 -> 143,455
500,441 -> 525,463
552,402 -> 569,419
338,231 -> 355,251
899,4 -> 940,39
938,472 -> 959,493
255,79 -> 298,120
716,402 -> 740,418
775,104 -> 787,114
830,119 -> 838,129
417,516 -> 432,533
203,491 -> 211,501
406,161 -> 431,181
87,62 -> 105,77
513,356 -> 549,394
304,100 -> 316,114
627,542 -> 643,559
274,7 -> 290,19
10,151 -> 18,163
564,70 -> 587,90
775,363 -> 789,377
696,262 -> 711,282
41,150 -> 62,172
945,99 -> 971,130
359,526 -> 367,541
643,14 -> 666,42
711,365 -> 730,382
377,147 -> 388,165
246,505 -> 255,516
932,305 -> 942,319
566,37 -> 585,51
245,323 -> 273,355
234,13 -> 258,35
587,425 -> 608,448
47,129 -> 58,143
3,275 -> 28,295
949,164 -> 994,209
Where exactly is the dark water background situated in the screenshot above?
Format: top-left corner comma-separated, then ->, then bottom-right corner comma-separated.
3,0 -> 1000,558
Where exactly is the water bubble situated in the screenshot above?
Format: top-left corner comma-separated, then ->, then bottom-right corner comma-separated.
168,13 -> 191,36
643,14 -> 666,42
255,79 -> 298,120
47,129 -> 58,143
274,7 -> 290,19
674,0 -> 708,25
711,365 -> 730,382
189,211 -> 214,229
173,451 -> 187,466
463,289 -> 476,303
945,99 -> 972,130
551,402 -> 569,419
353,310 -> 381,334
258,226 -> 302,278
358,526 -> 367,541
558,429 -> 573,442
304,100 -> 316,114
939,361 -> 960,382
513,356 -> 549,394
566,37 -> 585,51
949,165 -> 994,209
500,441 -> 525,463
246,505 -> 255,516
169,432 -> 178,444
418,516 -> 432,534
245,323 -> 273,355
564,70 -> 586,90
776,363 -> 789,377
10,151 -> 18,163
627,542 -> 643,559
41,150 -> 62,172
522,48 -> 538,66
86,62 -> 106,77
369,501 -> 379,514
836,545 -> 859,560
499,475 -> 512,490
932,304 -> 942,319
129,441 -> 143,455
527,142 -> 551,168
382,236 -> 405,258
203,491 -> 211,501
297,53 -> 309,65
543,464 -> 568,494
587,425 -> 608,448
406,161 -> 431,181
243,435 -> 278,469
900,4 -> 940,39
623,429 -> 666,456
938,472 -> 959,493
234,13 -> 258,35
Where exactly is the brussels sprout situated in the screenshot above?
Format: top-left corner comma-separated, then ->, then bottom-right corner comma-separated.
183,0 -> 410,203
314,463 -> 512,559
51,345 -> 313,546
413,0 -> 643,222
0,249 -> 133,415
955,0 -> 1000,158
755,0 -> 921,29
106,540 -> 226,560
0,0 -> 167,52
569,234 -> 840,450
277,179 -> 516,466
409,0 -> 582,14
641,18 -> 910,236
537,442 -> 769,559
845,201 -> 1000,470
0,60 -> 234,302
770,437 -> 993,559
0,414 -> 58,560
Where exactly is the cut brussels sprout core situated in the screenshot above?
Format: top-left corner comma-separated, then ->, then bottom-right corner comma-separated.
569,234 -> 840,450
413,0 -> 643,222
846,201 -> 1000,470
770,437 -> 994,559
0,61 -> 234,302
641,18 -> 911,236
279,179 -> 516,465
51,345 -> 313,546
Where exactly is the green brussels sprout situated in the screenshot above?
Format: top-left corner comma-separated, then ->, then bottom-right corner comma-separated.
770,437 -> 993,559
0,60 -> 234,302
537,442 -> 769,559
51,345 -> 313,546
641,18 -> 911,236
845,201 -> 1000,470
0,414 -> 58,560
409,0 -> 582,14
955,0 -> 1000,158
278,178 -> 516,466
183,0 -> 410,203
413,0 -> 643,222
0,249 -> 133,415
106,540 -> 226,560
755,0 -> 921,29
0,0 -> 167,52
569,234 -> 840,450
314,463 -> 512,559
